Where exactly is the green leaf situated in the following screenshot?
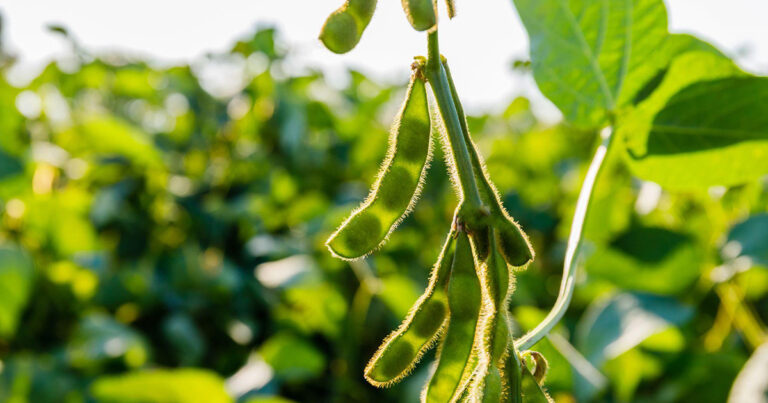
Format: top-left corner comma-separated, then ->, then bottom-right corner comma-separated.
725,213 -> 768,268
67,313 -> 150,369
0,246 -> 34,338
586,225 -> 704,295
625,76 -> 768,189
60,116 -> 163,168
91,368 -> 232,403
627,34 -> 725,105
275,283 -> 348,338
0,150 -> 23,181
512,0 -> 668,126
575,293 -> 692,366
258,333 -> 326,382
728,342 -> 768,403
245,397 -> 298,403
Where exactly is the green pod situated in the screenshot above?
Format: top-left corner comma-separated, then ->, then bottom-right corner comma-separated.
327,72 -> 432,259
440,59 -> 534,268
348,0 -> 377,26
401,0 -> 437,31
423,231 -> 482,403
319,0 -> 378,54
365,229 -> 455,387
481,234 -> 512,364
504,347 -> 524,403
480,366 -> 503,403
445,0 -> 457,19
472,236 -> 514,402
496,216 -> 534,268
469,224 -> 491,263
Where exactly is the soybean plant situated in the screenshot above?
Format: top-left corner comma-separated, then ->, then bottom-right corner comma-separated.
320,1 -> 549,401
319,0 -> 768,400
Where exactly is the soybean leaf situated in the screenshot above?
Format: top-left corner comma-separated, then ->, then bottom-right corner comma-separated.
67,313 -> 151,369
626,76 -> 768,189
246,397 -> 298,403
258,333 -> 326,382
0,246 -> 34,338
91,369 -> 232,403
575,293 -> 692,367
512,0 -> 668,127
587,226 -> 704,295
728,342 -> 768,403
0,150 -> 23,181
628,33 -> 725,105
724,213 -> 768,268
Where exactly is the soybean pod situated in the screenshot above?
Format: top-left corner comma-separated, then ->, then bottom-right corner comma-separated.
401,0 -> 438,32
479,366 -> 502,403
445,0 -> 457,19
327,67 -> 432,259
365,227 -> 456,386
319,0 -> 378,54
423,230 -> 482,403
441,59 -> 534,268
470,233 -> 514,402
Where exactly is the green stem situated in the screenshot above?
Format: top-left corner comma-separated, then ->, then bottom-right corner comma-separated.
515,127 -> 614,351
425,30 -> 484,212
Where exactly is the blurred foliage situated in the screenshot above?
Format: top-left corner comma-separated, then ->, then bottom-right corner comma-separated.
0,19 -> 766,403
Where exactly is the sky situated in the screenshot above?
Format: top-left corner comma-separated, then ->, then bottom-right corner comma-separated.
1,0 -> 767,120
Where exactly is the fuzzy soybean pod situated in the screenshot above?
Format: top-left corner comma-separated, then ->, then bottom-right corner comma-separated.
401,0 -> 437,31
423,231 -> 482,403
440,59 -> 534,268
473,237 -> 514,402
364,229 -> 456,386
479,366 -> 503,403
445,0 -> 457,19
319,0 -> 378,54
326,72 -> 432,259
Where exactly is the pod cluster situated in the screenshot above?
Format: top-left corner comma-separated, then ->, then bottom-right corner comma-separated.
325,58 -> 548,401
319,0 -> 458,54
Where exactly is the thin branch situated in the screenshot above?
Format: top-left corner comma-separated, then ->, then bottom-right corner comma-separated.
515,126 -> 614,351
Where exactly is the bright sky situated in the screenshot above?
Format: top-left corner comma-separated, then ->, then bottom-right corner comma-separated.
1,0 -> 767,119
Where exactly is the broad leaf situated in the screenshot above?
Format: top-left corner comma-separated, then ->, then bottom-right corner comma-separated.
0,150 -> 23,181
724,213 -> 768,268
575,293 -> 692,366
0,246 -> 34,337
512,0 -> 668,126
67,313 -> 150,369
625,75 -> 768,189
587,226 -> 704,295
627,33 -> 725,106
91,369 -> 232,403
619,50 -> 766,189
258,333 -> 326,382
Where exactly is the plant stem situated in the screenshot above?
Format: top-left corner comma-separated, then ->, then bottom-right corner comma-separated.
425,30 -> 484,212
716,282 -> 768,350
515,126 -> 614,351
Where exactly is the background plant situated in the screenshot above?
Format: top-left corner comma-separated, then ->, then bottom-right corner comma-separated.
0,1 -> 765,402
